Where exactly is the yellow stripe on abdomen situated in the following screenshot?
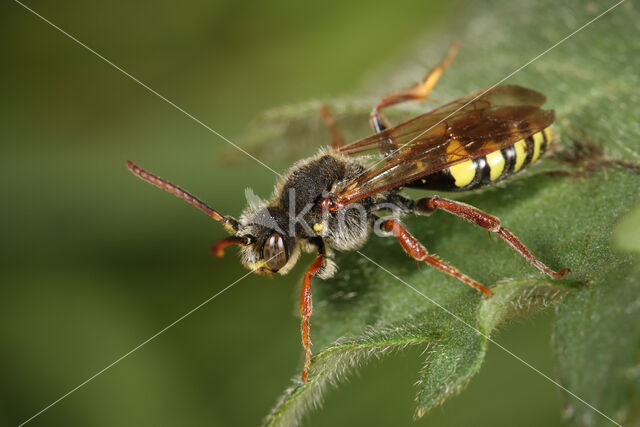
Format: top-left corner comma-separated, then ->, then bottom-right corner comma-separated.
449,160 -> 476,187
543,127 -> 553,149
446,138 -> 476,187
486,150 -> 505,181
513,139 -> 527,172
531,132 -> 544,163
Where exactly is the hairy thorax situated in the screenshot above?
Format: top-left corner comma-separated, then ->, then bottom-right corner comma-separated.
277,152 -> 378,250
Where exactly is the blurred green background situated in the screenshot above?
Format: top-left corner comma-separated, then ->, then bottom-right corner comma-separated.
2,1 -> 568,425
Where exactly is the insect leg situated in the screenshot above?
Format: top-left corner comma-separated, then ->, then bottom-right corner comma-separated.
320,104 -> 345,149
300,247 -> 326,382
370,41 -> 460,132
382,218 -> 492,297
415,196 -> 570,279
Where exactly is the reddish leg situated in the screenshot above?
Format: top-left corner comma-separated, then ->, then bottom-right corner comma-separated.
320,104 -> 345,149
383,219 -> 493,297
211,236 -> 248,258
300,253 -> 325,382
370,41 -> 460,132
416,196 -> 570,279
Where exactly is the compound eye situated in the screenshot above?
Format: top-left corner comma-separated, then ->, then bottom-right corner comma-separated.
263,232 -> 287,271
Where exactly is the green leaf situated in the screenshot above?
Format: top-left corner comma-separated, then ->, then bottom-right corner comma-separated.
551,204 -> 640,427
266,280 -> 574,426
239,1 -> 640,425
553,261 -> 640,427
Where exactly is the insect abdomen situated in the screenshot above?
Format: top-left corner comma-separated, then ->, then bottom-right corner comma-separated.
409,127 -> 553,192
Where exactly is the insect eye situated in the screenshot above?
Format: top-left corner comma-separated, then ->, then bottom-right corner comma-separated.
263,232 -> 287,271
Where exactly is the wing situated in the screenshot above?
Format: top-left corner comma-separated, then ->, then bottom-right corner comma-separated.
334,85 -> 554,206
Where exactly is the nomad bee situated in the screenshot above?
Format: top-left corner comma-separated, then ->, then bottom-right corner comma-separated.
127,43 -> 569,382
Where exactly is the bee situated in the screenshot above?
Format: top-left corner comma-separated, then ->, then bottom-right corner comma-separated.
127,43 -> 569,382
